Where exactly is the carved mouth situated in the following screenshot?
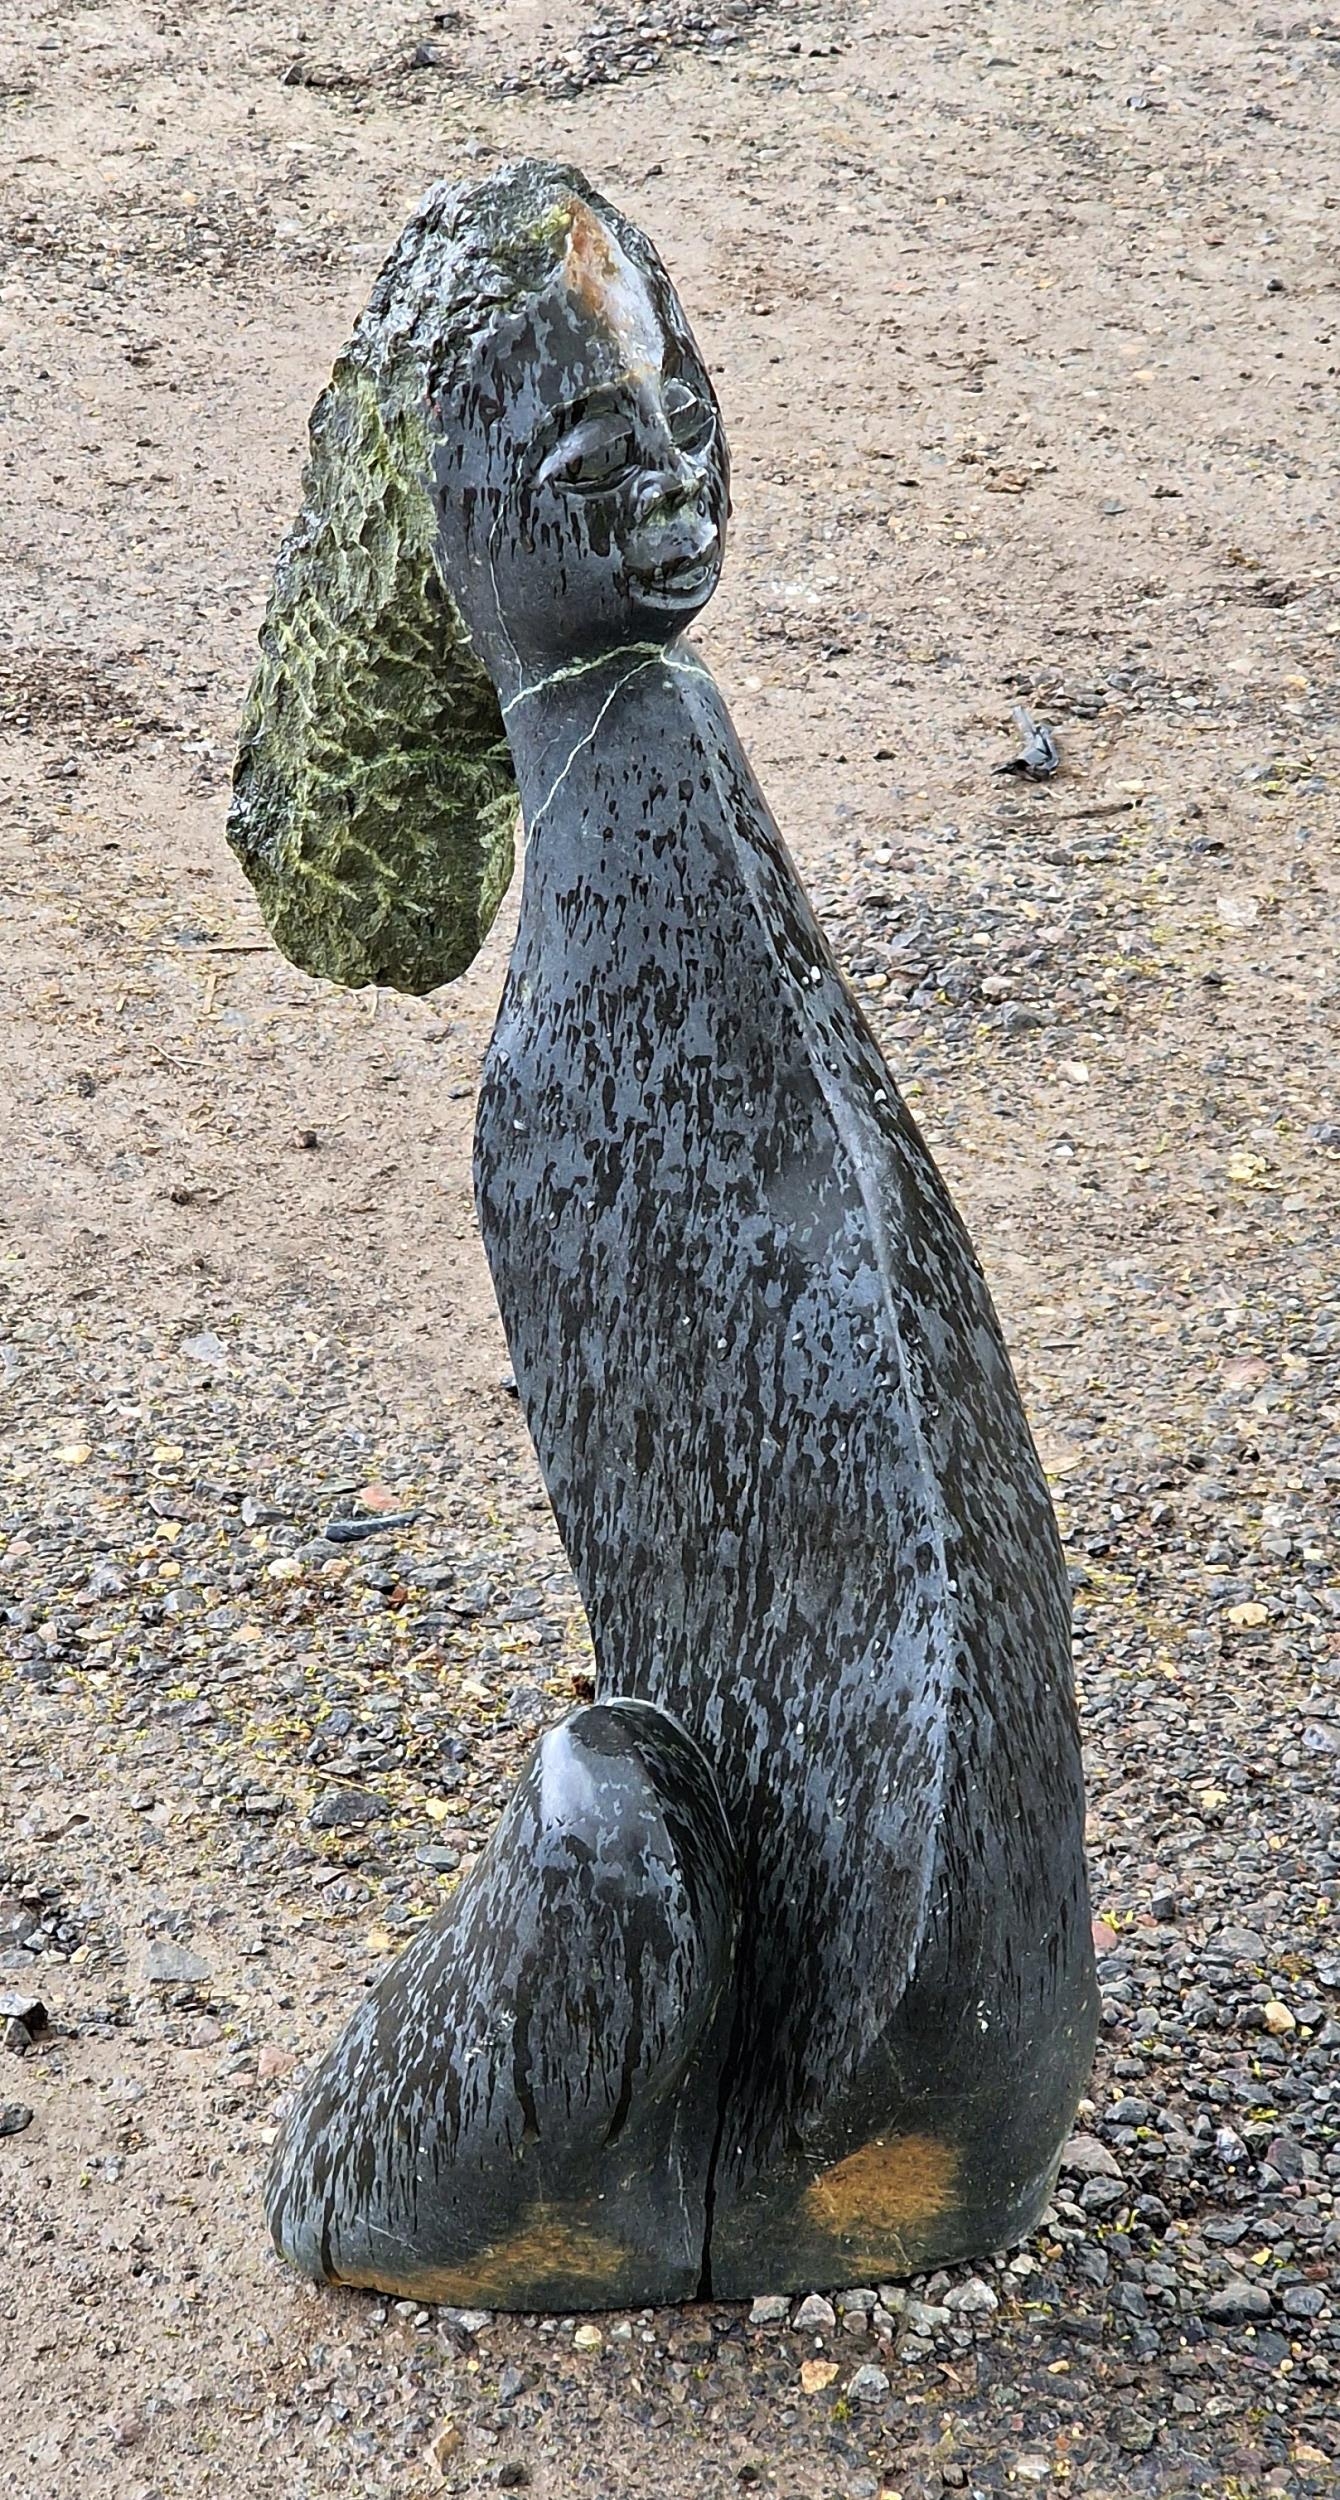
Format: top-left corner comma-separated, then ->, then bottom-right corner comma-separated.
630,546 -> 720,608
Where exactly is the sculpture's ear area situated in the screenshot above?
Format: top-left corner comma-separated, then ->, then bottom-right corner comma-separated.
227,345 -> 516,998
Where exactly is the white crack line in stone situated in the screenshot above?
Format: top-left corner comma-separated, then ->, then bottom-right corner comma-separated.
502,640 -> 668,718
524,648 -> 711,832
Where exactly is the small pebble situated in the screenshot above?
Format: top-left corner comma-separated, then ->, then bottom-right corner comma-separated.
902,2296 -> 950,2335
1204,2279 -> 1273,2323
799,2357 -> 838,2394
423,2418 -> 460,2474
307,1787 -> 388,1830
0,1991 -> 45,2030
1060,2132 -> 1122,2181
143,1941 -> 210,1987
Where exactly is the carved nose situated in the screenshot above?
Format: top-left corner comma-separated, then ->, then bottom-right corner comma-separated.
632,458 -> 701,525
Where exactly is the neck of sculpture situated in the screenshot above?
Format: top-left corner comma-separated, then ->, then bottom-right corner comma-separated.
498,637 -> 725,880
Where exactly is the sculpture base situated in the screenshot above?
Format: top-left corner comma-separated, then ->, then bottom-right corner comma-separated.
707,2141 -> 1065,2306
295,2147 -> 1065,2314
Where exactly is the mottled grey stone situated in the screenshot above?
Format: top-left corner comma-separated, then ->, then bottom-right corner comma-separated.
1204,2279 -> 1273,2322
793,2294 -> 837,2333
236,158 -> 1097,2314
143,1941 -> 210,1987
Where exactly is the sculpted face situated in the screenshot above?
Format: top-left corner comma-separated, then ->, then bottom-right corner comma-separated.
431,199 -> 729,681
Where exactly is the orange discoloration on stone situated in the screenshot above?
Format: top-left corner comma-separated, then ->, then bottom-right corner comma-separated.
561,198 -> 622,320
559,197 -> 661,376
330,2206 -> 630,2306
803,2133 -> 960,2247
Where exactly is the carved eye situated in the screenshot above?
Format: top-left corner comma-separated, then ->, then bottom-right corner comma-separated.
543,412 -> 639,495
664,377 -> 714,458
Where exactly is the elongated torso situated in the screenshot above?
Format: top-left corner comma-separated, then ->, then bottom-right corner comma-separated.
476,647 -> 1096,2274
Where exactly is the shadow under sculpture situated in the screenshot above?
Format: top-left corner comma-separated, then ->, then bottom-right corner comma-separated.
229,161 -> 1099,2310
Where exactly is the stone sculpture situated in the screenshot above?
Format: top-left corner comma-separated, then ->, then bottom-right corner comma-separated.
229,160 -> 1098,2310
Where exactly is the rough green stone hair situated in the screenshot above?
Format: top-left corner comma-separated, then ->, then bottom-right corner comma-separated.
228,162 -> 605,996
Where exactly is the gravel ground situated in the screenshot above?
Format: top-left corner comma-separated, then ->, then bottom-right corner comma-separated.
1,0 -> 1338,2494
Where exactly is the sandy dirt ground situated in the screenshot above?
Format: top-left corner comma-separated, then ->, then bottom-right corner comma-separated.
1,2 -> 1338,2495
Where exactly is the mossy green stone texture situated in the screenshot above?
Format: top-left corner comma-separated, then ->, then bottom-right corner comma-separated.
228,348 -> 515,995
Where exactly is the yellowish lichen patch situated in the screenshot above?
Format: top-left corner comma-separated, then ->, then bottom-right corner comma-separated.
332,2205 -> 631,2307
803,2132 -> 960,2249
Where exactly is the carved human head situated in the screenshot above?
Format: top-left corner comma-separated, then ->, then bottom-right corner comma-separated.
423,169 -> 729,676
228,164 -> 728,993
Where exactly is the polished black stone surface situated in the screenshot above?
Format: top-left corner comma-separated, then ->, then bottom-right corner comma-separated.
232,160 -> 1098,2308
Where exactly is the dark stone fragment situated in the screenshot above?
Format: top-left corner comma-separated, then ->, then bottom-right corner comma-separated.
1062,2132 -> 1122,2181
321,1512 -> 419,1544
451,1584 -> 491,1619
0,1900 -> 40,1951
144,1941 -> 211,1987
308,1788 -> 389,1830
1244,2329 -> 1292,2367
1266,2136 -> 1312,2181
1204,2279 -> 1273,2323
0,2103 -> 34,2136
405,1563 -> 457,1591
0,1991 -> 46,2032
1208,1926 -> 1267,1962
